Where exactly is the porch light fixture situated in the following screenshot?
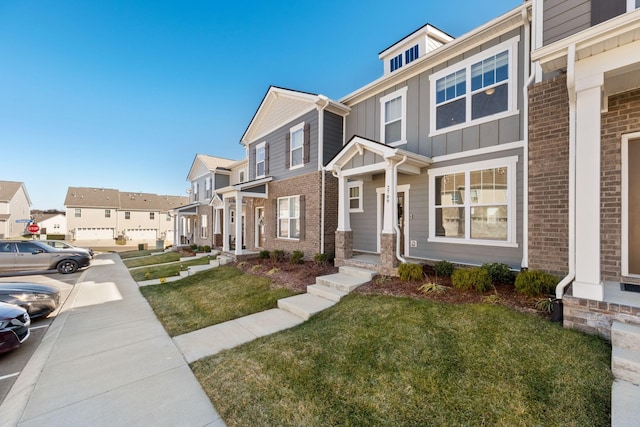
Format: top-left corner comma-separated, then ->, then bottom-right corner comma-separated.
485,87 -> 495,95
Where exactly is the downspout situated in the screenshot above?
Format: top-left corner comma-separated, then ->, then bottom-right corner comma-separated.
317,95 -> 330,254
555,44 -> 577,300
392,155 -> 408,264
522,5 -> 533,269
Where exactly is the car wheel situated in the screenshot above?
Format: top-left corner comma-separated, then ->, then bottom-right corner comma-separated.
57,260 -> 78,274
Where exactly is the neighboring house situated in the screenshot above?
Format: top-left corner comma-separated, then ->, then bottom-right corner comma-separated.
0,180 -> 31,238
326,5 -> 531,275
64,187 -> 187,244
216,86 -> 350,258
529,0 -> 640,337
31,210 -> 67,236
173,154 -> 237,248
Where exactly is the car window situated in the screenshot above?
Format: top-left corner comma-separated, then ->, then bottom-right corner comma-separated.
16,242 -> 45,253
0,242 -> 16,253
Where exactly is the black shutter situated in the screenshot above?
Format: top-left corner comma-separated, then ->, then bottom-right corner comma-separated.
591,0 -> 626,25
285,132 -> 290,169
265,143 -> 270,175
303,123 -> 311,164
298,195 -> 305,241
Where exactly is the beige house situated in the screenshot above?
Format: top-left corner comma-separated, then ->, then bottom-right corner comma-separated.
64,187 -> 187,245
31,211 -> 67,236
0,180 -> 32,238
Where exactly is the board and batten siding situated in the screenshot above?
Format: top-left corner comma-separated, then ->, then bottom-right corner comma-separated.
214,173 -> 229,190
344,28 -> 524,160
323,111 -> 344,166
543,0 -> 590,45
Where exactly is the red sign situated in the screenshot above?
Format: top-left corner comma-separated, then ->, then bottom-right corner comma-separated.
27,224 -> 40,233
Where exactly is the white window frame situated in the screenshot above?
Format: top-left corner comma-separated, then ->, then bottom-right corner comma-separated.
429,36 -> 519,137
348,181 -> 363,213
621,132 -> 640,277
289,122 -> 305,170
428,156 -> 518,247
380,86 -> 408,147
105,209 -> 111,218
239,169 -> 245,183
277,195 -> 300,240
75,208 -> 81,218
256,141 -> 266,178
125,211 -> 131,220
149,212 -> 155,220
206,176 -> 212,199
201,214 -> 208,239
628,0 -> 639,12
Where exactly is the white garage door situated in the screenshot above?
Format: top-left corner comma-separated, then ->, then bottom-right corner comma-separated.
125,229 -> 157,240
75,228 -> 114,240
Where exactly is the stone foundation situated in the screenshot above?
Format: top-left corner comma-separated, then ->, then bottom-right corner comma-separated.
380,233 -> 399,276
563,292 -> 640,341
334,230 -> 353,267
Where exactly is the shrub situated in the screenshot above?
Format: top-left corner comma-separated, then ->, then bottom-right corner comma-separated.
373,275 -> 391,285
398,263 -> 424,282
314,253 -> 328,264
515,269 -> 558,296
418,282 -> 448,295
291,250 -> 304,264
451,267 -> 492,292
190,244 -> 198,250
259,250 -> 271,259
433,260 -> 455,277
482,262 -> 515,285
197,245 -> 204,252
270,250 -> 287,263
203,245 -> 211,253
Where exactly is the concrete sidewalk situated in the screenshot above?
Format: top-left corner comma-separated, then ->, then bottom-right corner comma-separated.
0,253 -> 224,427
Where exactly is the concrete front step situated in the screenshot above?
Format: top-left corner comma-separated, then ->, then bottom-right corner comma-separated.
307,284 -> 348,302
339,265 -> 377,281
612,321 -> 640,353
316,271 -> 372,292
612,346 -> 640,386
278,293 -> 337,320
612,379 -> 640,427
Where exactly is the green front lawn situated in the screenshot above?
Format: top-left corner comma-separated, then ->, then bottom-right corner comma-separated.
130,256 -> 212,281
191,294 -> 612,426
140,266 -> 299,336
118,249 -> 164,259
123,252 -> 181,268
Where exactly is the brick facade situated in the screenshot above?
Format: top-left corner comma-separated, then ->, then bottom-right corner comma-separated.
528,75 -> 570,276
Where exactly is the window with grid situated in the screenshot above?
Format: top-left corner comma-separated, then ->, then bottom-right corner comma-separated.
201,214 -> 207,238
390,54 -> 403,72
125,211 -> 130,220
256,142 -> 266,178
405,44 -> 419,64
348,181 -> 363,213
290,123 -> 304,168
75,208 -> 81,218
380,87 -> 408,146
105,209 -> 110,218
278,196 -> 300,239
149,212 -> 155,220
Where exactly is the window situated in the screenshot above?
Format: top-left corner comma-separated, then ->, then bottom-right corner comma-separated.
380,87 -> 408,146
430,37 -> 518,135
125,211 -> 131,220
348,181 -> 363,213
256,142 -> 266,178
75,208 -> 81,218
201,214 -> 207,238
230,209 -> 235,224
239,170 -> 245,183
105,209 -> 111,218
206,177 -> 212,199
390,54 -> 403,72
428,157 -> 517,246
149,212 -> 155,220
278,196 -> 300,239
166,215 -> 171,221
405,44 -> 419,64
289,123 -> 304,169
195,183 -> 200,201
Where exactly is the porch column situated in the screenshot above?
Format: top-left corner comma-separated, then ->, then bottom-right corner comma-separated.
382,159 -> 396,234
235,193 -> 243,255
223,197 -> 230,252
573,74 -> 604,300
336,170 -> 350,231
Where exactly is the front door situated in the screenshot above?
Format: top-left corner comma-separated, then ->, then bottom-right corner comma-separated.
256,207 -> 265,248
377,185 -> 409,255
627,137 -> 640,275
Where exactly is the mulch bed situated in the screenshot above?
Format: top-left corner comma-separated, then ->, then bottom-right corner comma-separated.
232,258 -> 549,319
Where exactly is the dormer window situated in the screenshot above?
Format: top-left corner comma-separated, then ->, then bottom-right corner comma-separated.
405,44 -> 419,65
390,54 -> 403,72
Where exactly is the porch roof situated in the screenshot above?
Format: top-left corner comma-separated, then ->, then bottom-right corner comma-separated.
216,176 -> 272,199
173,202 -> 198,214
325,136 -> 432,177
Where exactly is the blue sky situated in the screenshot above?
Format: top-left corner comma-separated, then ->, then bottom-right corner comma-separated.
0,0 -> 522,210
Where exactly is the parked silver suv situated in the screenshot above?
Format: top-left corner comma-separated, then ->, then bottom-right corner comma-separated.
0,240 -> 91,274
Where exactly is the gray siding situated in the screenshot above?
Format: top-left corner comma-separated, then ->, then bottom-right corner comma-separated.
248,109 -> 319,181
323,111 -> 344,166
214,174 -> 229,190
543,0 -> 590,45
345,28 -> 524,160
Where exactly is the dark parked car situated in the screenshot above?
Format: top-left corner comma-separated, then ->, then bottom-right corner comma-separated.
0,240 -> 91,275
41,240 -> 94,258
0,282 -> 60,319
0,301 -> 30,354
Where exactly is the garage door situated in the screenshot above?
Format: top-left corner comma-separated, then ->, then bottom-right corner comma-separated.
75,228 -> 114,240
125,229 -> 157,240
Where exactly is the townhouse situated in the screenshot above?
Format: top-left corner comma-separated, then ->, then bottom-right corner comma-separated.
0,180 -> 31,238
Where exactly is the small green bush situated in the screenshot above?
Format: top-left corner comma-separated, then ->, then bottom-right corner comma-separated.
259,250 -> 271,259
434,260 -> 455,277
451,267 -> 492,292
515,269 -> 558,296
418,282 -> 448,294
190,244 -> 198,250
291,250 -> 304,264
197,245 -> 204,252
314,253 -> 328,264
270,250 -> 287,263
482,262 -> 515,284
398,263 -> 424,282
203,245 -> 211,253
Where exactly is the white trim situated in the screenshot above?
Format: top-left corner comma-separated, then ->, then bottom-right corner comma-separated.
380,87 -> 408,146
348,180 -> 364,213
255,141 -> 266,178
628,0 -> 638,12
428,156 -> 518,246
622,132 -> 640,277
432,140 -> 524,163
429,36 -> 520,137
277,195 -> 300,240
376,185 -> 410,254
289,122 -> 305,170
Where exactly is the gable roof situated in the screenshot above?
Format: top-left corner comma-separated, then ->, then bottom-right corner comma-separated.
186,154 -> 237,181
240,86 -> 350,145
64,187 -> 188,212
0,180 -> 31,204
65,187 -> 121,208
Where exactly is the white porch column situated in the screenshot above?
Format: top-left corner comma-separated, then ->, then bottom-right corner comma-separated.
235,193 -> 243,255
223,197 -> 230,252
573,74 -> 604,301
336,171 -> 350,232
382,159 -> 396,234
